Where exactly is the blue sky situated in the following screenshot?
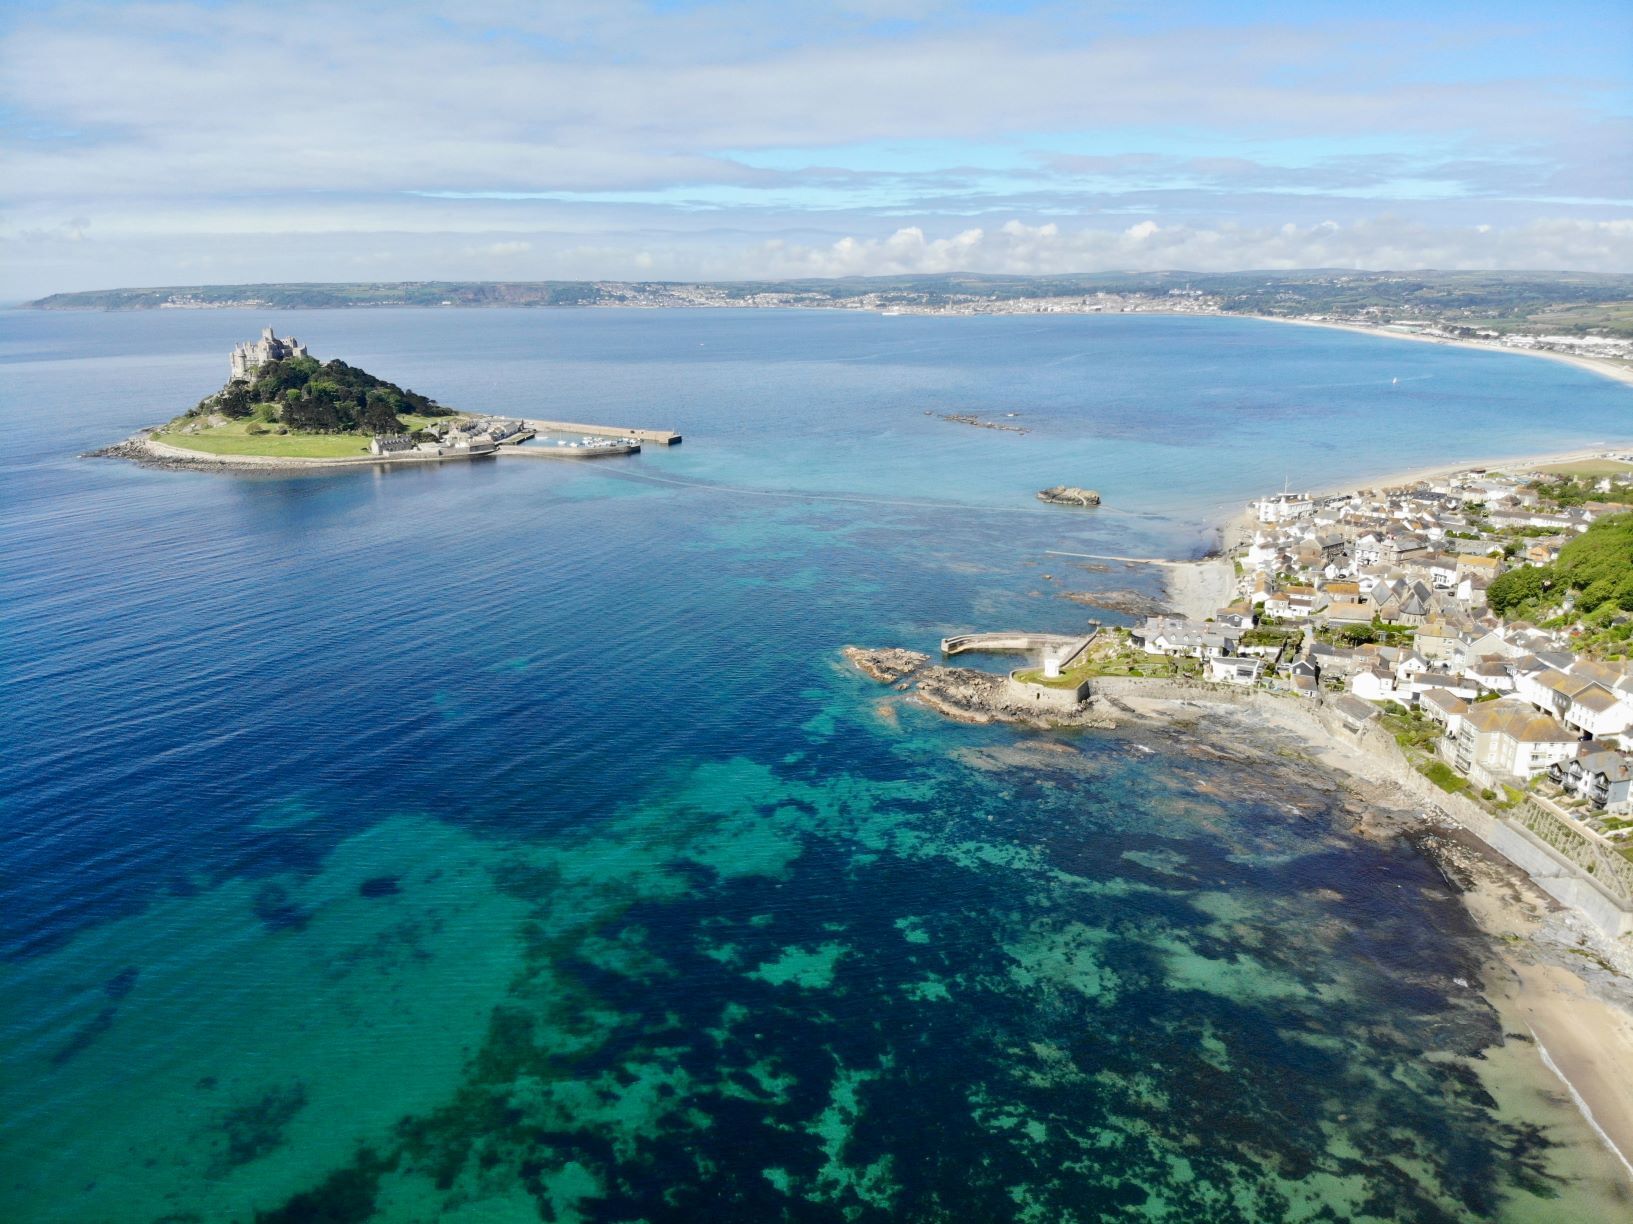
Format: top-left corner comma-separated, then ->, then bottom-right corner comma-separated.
2,0 -> 1630,296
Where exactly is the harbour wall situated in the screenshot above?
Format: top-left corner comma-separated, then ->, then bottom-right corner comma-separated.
1005,673 -> 1093,709
498,441 -> 640,459
521,417 -> 681,445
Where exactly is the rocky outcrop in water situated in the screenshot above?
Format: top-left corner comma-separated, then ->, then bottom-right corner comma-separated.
1037,486 -> 1101,507
927,411 -> 1029,434
83,436 -> 223,472
1063,589 -> 1170,617
843,646 -> 1113,728
841,646 -> 930,684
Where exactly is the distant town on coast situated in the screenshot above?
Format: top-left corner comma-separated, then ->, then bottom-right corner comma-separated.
26,269 -> 1633,377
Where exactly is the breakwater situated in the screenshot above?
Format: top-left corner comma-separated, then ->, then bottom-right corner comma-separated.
498,440 -> 640,460
521,417 -> 681,445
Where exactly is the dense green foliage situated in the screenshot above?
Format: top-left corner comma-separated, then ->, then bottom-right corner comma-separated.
1487,565 -> 1550,615
1529,476 -> 1633,507
1420,760 -> 1470,794
1551,513 -> 1633,612
1487,514 -> 1633,654
194,357 -> 453,435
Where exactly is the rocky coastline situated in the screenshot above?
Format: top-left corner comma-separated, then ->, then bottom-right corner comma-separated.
85,431 -> 487,474
1062,588 -> 1171,618
84,435 -> 253,473
87,432 -> 351,472
842,646 -> 1113,728
848,650 -> 1633,1176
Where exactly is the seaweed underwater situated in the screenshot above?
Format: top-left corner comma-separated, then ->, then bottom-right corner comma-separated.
247,723 -> 1587,1223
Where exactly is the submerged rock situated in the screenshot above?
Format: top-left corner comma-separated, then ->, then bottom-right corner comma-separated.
1037,486 -> 1101,507
1063,589 -> 1171,617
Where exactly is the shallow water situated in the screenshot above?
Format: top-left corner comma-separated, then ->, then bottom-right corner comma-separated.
3,308 -> 1631,1221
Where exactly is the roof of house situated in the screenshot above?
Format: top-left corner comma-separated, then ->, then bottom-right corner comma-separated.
1575,751 -> 1633,784
1421,688 -> 1469,716
1461,700 -> 1577,743
1571,686 -> 1620,714
1332,695 -> 1382,723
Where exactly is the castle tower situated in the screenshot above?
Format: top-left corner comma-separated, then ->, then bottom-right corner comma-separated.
229,327 -> 311,382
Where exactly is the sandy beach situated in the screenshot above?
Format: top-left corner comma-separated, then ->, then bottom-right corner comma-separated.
1306,444 -> 1633,501
1252,314 -> 1633,389
1157,555 -> 1237,620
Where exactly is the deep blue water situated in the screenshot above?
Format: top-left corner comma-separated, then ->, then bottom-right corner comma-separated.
3,308 -> 1632,1222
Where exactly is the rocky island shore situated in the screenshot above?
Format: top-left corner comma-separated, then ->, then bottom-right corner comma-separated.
1036,485 -> 1101,507
91,327 -> 662,474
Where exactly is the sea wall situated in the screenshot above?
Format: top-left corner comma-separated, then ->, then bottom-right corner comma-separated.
1090,676 -> 1633,939
1333,720 -> 1632,936
1005,673 -> 1092,710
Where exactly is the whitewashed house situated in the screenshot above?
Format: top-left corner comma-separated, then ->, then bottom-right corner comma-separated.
1453,700 -> 1579,788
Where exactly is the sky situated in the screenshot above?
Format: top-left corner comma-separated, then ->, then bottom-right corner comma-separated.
2,0 -> 1631,297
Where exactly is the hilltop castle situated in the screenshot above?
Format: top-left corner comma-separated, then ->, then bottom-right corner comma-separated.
230,327 -> 309,382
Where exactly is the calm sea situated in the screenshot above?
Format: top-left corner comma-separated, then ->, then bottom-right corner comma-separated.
3,308 -> 1632,1222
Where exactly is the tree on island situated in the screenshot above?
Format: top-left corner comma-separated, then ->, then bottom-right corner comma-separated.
192,355 -> 456,436
217,382 -> 252,419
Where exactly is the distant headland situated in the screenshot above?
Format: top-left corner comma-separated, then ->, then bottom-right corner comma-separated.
90,327 -> 678,471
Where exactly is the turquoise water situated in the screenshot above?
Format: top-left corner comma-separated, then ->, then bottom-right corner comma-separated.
3,309 -> 1632,1221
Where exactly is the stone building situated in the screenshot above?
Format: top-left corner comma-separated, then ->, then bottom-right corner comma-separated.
230,327 -> 309,382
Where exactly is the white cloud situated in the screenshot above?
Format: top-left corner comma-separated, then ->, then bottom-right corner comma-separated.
734,217 -> 1633,278
14,215 -> 1629,301
0,3 -> 1626,295
466,241 -> 534,257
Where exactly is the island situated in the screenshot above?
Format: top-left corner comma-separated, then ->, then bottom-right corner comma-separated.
91,328 -> 676,470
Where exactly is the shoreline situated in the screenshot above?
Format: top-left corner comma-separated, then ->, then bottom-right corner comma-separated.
847,645 -> 1633,1186
89,430 -> 634,473
1095,684 -> 1633,1186
90,432 -> 446,472
1246,313 -> 1633,389
1305,443 -> 1633,502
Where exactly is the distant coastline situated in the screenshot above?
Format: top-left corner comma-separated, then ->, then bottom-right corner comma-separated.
1247,313 -> 1633,390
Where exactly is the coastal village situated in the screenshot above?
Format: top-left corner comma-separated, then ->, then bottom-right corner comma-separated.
1130,459 -> 1633,938
850,455 -> 1633,943
105,281 -> 1633,376
1155,464 -> 1633,823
